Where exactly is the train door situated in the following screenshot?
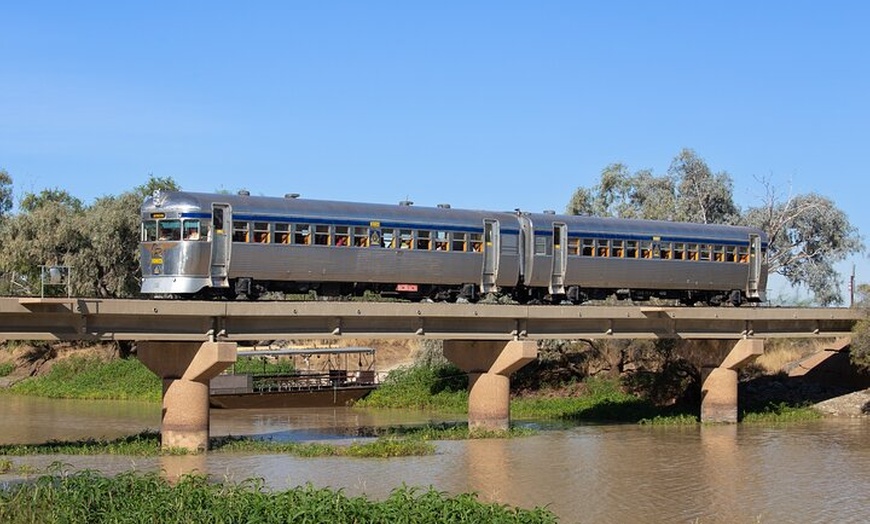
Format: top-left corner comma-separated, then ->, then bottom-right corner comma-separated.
210,203 -> 231,288
747,233 -> 762,297
550,223 -> 567,295
481,219 -> 500,293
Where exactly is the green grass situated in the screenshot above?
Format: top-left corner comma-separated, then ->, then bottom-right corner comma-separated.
0,362 -> 14,377
0,431 -> 437,458
0,470 -> 558,524
356,363 -> 469,412
6,356 -> 161,401
741,402 -> 823,423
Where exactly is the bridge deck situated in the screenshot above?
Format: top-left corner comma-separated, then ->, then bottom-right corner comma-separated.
0,298 -> 864,342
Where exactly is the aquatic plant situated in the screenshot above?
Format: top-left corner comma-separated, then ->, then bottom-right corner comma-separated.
0,470 -> 559,523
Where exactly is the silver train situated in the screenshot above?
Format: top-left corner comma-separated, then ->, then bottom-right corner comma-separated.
140,191 -> 768,305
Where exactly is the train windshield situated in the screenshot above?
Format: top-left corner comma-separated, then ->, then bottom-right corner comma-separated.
141,221 -> 156,242
142,219 -> 204,241
158,220 -> 182,241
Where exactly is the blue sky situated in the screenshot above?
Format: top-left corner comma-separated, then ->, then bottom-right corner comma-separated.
1,2 -> 867,299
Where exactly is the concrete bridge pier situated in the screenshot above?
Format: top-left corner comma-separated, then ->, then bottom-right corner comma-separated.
700,339 -> 764,423
443,340 -> 538,432
137,341 -> 237,452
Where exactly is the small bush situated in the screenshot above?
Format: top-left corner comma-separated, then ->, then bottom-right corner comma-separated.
0,362 -> 14,377
850,318 -> 870,371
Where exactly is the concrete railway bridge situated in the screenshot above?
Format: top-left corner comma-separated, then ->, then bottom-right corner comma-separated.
0,297 -> 864,452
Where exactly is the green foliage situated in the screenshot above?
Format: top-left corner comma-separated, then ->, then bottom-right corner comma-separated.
566,149 -> 863,305
850,318 -> 870,371
511,377 -> 674,422
0,174 -> 180,298
7,356 -> 161,401
0,470 -> 557,524
0,362 -> 14,377
741,402 -> 822,423
745,189 -> 863,305
566,149 -> 736,224
0,168 -> 12,220
357,362 -> 469,412
231,356 -> 296,375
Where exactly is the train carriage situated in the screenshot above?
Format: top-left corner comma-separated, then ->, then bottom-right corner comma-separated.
140,190 -> 768,305
520,212 -> 767,305
140,191 -> 521,300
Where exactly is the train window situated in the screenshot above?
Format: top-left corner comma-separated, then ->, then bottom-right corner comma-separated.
567,238 -> 580,256
452,232 -> 467,252
314,225 -> 330,245
581,239 -> 594,256
334,226 -> 350,246
382,229 -> 395,248
535,236 -> 549,255
673,243 -> 685,260
699,244 -> 711,261
725,246 -> 736,263
612,240 -> 624,258
254,222 -> 270,243
275,223 -> 291,244
294,224 -> 311,245
687,244 -> 699,261
142,221 -> 157,242
232,221 -> 249,243
596,239 -> 610,257
469,233 -> 483,252
435,231 -> 449,251
399,229 -> 413,249
416,231 -> 431,250
659,242 -> 671,259
639,241 -> 652,259
737,246 -> 749,263
183,220 -> 202,241
713,245 -> 725,262
158,220 -> 182,241
353,227 -> 369,247
213,209 -> 224,231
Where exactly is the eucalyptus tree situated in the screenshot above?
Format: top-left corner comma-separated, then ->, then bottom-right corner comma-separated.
851,284 -> 870,369
0,175 -> 180,298
743,183 -> 863,306
566,149 -> 863,305
0,169 -> 12,221
0,188 -> 87,295
72,175 -> 180,298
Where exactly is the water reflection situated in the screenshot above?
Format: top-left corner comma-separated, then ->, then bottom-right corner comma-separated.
2,396 -> 870,523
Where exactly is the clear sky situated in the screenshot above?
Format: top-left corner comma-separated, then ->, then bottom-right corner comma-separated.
1,2 -> 867,298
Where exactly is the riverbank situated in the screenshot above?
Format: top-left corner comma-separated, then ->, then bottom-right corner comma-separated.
2,341 -> 867,423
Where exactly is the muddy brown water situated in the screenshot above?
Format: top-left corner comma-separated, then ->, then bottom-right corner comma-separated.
2,395 -> 869,523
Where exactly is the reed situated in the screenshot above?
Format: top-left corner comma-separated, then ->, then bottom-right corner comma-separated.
0,432 -> 436,459
0,470 -> 558,523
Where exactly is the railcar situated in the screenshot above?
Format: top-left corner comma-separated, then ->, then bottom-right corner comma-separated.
139,191 -> 767,305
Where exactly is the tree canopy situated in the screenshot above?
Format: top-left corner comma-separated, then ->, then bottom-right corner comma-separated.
567,149 -> 864,305
0,169 -> 12,221
0,174 -> 179,297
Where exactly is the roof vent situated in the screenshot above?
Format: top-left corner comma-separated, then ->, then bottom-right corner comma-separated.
238,190 -> 251,196
437,203 -> 451,209
285,193 -> 300,199
399,200 -> 414,206
543,209 -> 556,215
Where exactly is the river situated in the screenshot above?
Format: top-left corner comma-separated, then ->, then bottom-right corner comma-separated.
1,395 -> 868,523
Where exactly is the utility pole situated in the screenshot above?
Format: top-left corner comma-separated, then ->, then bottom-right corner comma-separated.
850,264 -> 856,308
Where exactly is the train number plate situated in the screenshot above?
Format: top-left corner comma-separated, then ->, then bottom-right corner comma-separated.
396,284 -> 418,292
